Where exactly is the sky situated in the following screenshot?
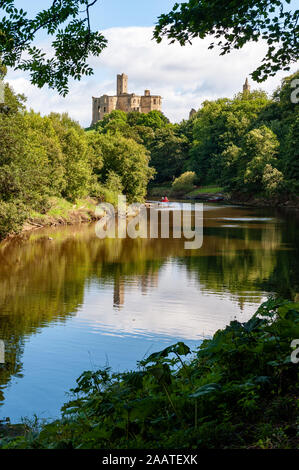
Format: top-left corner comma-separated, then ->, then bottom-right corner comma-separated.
5,0 -> 299,126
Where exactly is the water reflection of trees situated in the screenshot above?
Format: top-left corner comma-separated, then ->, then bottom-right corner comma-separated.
0,211 -> 297,408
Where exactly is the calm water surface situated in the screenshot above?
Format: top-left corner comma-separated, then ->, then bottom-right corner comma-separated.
0,203 -> 298,422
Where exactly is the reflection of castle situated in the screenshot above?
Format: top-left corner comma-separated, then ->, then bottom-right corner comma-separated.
141,271 -> 159,295
112,271 -> 160,309
113,278 -> 125,309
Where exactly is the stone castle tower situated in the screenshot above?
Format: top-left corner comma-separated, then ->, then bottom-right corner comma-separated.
91,74 -> 162,126
243,77 -> 251,93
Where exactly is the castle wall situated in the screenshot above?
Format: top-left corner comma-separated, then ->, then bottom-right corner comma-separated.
140,95 -> 161,114
91,95 -> 118,124
91,75 -> 162,125
116,95 -> 131,112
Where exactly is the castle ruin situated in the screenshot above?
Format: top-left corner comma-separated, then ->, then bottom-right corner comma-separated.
91,73 -> 162,126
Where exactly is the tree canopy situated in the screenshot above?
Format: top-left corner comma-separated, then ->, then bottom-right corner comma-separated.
154,0 -> 299,82
0,0 -> 106,95
0,84 -> 155,238
185,72 -> 299,195
0,1 -> 297,94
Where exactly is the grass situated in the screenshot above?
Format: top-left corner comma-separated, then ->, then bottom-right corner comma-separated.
28,197 -> 97,223
186,186 -> 223,196
148,184 -> 224,198
148,184 -> 172,198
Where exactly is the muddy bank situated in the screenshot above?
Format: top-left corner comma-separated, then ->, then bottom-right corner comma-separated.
3,197 -> 142,243
185,191 -> 299,210
228,193 -> 299,210
3,199 -> 101,243
22,207 -> 100,233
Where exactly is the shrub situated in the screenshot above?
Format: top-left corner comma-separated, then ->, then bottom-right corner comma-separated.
0,201 -> 28,239
171,171 -> 196,195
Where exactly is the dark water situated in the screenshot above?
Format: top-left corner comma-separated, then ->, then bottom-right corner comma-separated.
0,203 -> 298,422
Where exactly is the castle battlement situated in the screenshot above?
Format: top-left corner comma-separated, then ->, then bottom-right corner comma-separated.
91,74 -> 162,126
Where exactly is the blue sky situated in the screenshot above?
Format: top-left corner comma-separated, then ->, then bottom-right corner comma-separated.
13,0 -> 176,29
6,1 -> 299,126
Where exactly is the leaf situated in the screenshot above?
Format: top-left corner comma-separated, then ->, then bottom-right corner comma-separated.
142,342 -> 191,365
189,383 -> 222,398
149,364 -> 172,385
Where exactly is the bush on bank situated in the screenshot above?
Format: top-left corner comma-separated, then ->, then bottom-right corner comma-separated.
2,298 -> 298,449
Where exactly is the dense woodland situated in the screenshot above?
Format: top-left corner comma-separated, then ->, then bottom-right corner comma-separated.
0,70 -> 298,240
0,75 -> 154,239
91,70 -> 299,198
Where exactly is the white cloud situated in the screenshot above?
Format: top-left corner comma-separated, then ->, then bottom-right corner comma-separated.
6,26 -> 298,126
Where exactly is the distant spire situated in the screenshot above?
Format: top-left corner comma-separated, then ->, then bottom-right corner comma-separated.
189,108 -> 197,119
243,77 -> 251,93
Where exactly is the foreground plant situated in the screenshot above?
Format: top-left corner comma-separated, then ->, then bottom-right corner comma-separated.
2,298 -> 299,449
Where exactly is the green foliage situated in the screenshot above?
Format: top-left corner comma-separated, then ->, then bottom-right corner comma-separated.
171,171 -> 196,195
0,84 -> 154,239
92,133 -> 155,203
97,171 -> 124,206
243,126 -> 281,192
94,110 -> 188,184
184,72 -> 299,198
3,298 -> 298,449
127,110 -> 170,130
154,0 -> 299,82
48,113 -> 93,200
189,92 -> 270,186
149,127 -> 189,183
0,0 -> 106,95
88,72 -> 298,199
0,201 -> 28,239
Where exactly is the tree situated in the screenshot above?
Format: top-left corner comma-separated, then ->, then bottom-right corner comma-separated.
243,126 -> 280,191
189,91 -> 271,185
127,110 -> 170,130
0,0 -> 106,95
93,133 -> 155,202
149,126 -> 188,183
154,0 -> 299,82
48,113 -> 93,200
284,115 -> 299,192
172,171 -> 196,194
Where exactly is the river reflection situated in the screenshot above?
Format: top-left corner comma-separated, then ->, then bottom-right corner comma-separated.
0,204 -> 298,422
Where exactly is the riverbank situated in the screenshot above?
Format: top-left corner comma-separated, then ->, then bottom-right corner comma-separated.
2,196 -> 146,242
148,184 -> 227,201
1,298 -> 298,449
23,197 -> 101,232
228,193 -> 299,210
148,184 -> 299,209
1,197 -> 101,242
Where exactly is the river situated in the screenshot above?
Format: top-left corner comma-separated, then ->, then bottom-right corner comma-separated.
0,203 -> 298,422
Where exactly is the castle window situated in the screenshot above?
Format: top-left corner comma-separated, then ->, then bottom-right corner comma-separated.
154,99 -> 157,104
104,106 -> 107,112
